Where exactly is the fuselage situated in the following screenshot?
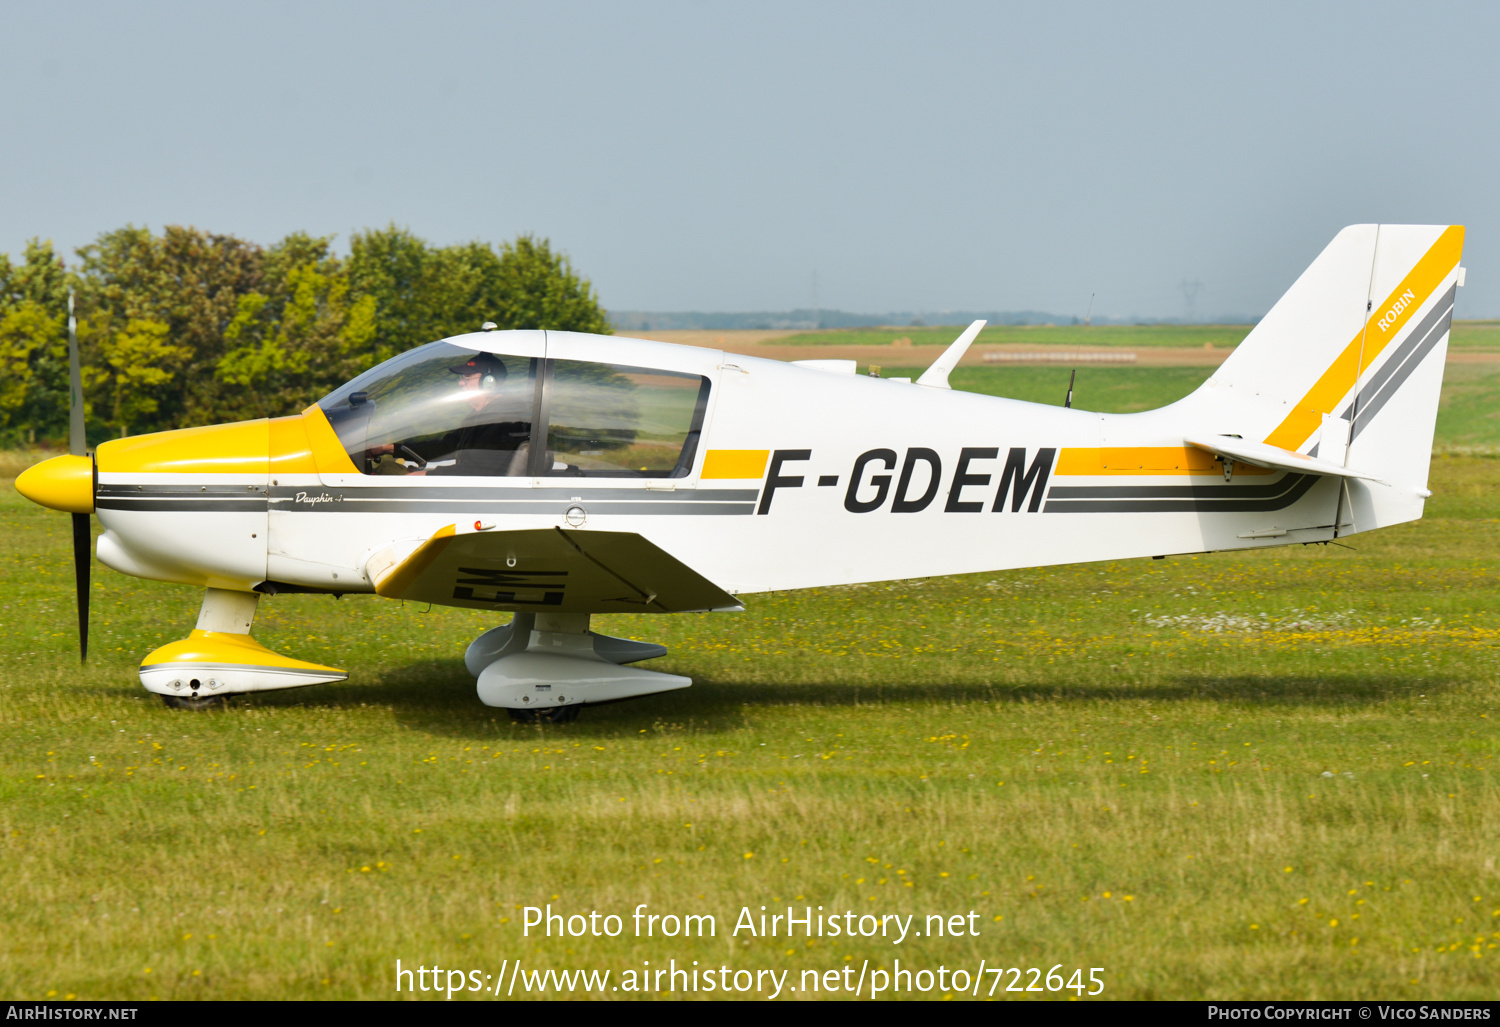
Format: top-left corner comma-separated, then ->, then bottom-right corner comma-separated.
11,224 -> 1459,714
87,328 -> 1353,608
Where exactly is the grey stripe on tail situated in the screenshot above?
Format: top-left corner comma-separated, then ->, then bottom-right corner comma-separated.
1343,283 -> 1456,443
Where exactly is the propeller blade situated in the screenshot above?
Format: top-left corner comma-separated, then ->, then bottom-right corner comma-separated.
72,512 -> 90,662
67,292 -> 90,661
68,290 -> 84,457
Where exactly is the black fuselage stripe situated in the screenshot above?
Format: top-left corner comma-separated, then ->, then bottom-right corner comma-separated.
266,487 -> 761,502
1046,473 -> 1309,501
97,499 -> 269,512
97,486 -> 265,497
98,498 -> 756,516
1043,473 -> 1318,513
275,501 -> 757,515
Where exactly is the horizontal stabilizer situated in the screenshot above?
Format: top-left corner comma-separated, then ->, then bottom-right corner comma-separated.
1185,435 -> 1385,484
367,525 -> 742,614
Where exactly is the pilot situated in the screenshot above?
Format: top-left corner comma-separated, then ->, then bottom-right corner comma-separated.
375,352 -> 535,476
432,353 -> 535,476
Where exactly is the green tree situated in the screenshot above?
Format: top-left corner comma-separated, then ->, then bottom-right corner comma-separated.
76,225 -> 264,428
487,235 -> 611,335
83,317 -> 188,437
0,301 -> 63,443
0,238 -> 69,311
215,235 -> 377,419
0,241 -> 71,445
0,224 -> 612,443
347,226 -> 439,362
349,227 -> 611,362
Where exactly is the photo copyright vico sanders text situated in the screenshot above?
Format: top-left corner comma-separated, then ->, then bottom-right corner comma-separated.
1209,1009 -> 1490,1021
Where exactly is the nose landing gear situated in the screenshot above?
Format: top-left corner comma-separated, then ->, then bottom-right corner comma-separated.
506,705 -> 580,724
161,692 -> 232,711
142,588 -> 347,710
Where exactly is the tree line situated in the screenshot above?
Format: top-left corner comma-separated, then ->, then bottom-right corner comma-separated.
0,226 -> 612,445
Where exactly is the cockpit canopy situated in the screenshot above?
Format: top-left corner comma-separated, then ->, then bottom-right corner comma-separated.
318,339 -> 711,478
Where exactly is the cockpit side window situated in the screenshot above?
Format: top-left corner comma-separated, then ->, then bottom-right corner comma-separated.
542,361 -> 710,477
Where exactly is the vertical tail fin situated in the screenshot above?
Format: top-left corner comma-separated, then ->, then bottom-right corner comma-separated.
1182,224 -> 1464,529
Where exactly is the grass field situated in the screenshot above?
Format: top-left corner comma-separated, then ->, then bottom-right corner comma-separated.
907,365 -> 1219,413
1,366 -> 1498,1001
778,321 -> 1500,352
1453,322 -> 1500,351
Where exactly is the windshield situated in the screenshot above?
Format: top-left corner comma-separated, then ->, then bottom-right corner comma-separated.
319,342 -> 539,476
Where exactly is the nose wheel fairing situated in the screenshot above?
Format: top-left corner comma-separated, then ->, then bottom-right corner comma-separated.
140,587 -> 346,704
140,630 -> 348,699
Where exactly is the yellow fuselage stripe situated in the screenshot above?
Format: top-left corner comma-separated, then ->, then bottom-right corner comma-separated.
701,449 -> 770,479
1054,447 -> 1273,476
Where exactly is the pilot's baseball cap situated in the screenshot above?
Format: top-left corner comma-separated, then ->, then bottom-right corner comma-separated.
449,352 -> 506,375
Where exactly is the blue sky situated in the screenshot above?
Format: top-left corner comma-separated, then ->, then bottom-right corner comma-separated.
2,1 -> 1494,319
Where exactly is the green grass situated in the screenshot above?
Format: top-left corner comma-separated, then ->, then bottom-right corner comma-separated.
3,369 -> 1500,1001
1450,322 -> 1500,351
1432,364 -> 1500,450
893,365 -> 1218,414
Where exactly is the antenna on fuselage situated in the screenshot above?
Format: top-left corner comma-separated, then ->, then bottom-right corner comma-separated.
1064,368 -> 1076,409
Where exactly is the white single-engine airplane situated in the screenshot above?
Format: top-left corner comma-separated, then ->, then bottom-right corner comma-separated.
17,224 -> 1465,720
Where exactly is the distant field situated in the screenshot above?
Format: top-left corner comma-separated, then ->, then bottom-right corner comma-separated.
879,363 -> 1500,452
778,322 -> 1500,352
1451,322 -> 1500,351
781,324 -> 1254,349
1429,363 -> 1500,450
935,366 -> 1216,414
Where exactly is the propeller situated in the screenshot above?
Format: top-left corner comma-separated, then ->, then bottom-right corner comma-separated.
67,290 -> 89,662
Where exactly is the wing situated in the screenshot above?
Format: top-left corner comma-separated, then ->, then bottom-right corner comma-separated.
365,525 -> 743,614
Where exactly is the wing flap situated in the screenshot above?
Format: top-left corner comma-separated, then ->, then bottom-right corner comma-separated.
368,525 -> 741,614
